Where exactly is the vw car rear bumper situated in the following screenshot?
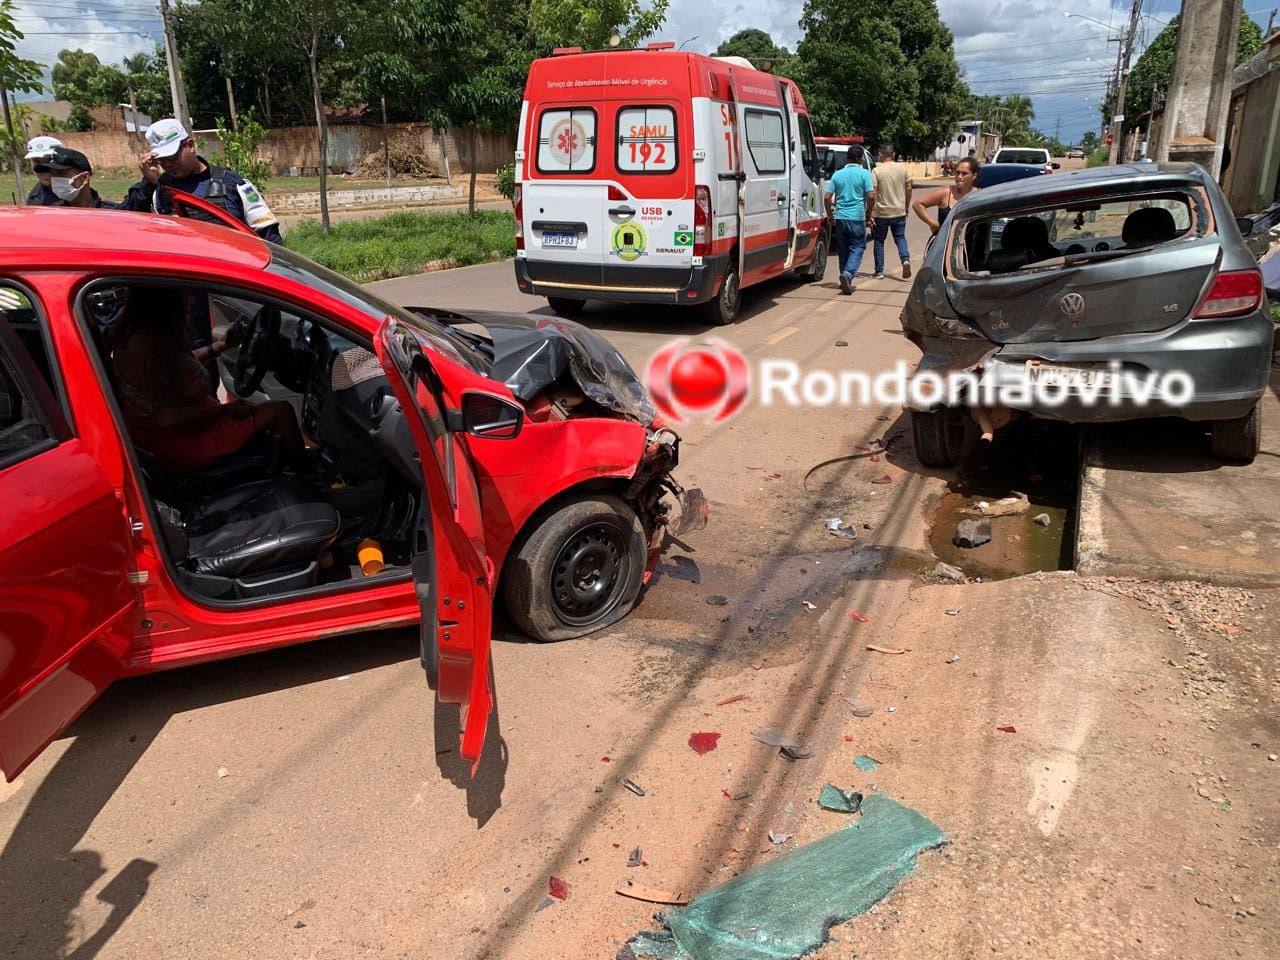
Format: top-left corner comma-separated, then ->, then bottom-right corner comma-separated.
921,310 -> 1275,423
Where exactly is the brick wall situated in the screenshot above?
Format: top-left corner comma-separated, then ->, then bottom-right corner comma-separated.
53,123 -> 515,178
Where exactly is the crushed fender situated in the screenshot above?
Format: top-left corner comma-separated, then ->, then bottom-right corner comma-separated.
619,794 -> 946,960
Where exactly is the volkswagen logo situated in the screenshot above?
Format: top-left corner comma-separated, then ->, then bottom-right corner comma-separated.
1059,292 -> 1086,317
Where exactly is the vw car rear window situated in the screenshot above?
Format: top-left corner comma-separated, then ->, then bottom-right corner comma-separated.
952,193 -> 1203,277
745,109 -> 786,175
536,107 -> 597,174
616,106 -> 677,173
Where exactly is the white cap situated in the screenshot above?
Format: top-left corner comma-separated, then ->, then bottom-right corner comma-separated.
24,135 -> 61,160
145,118 -> 190,158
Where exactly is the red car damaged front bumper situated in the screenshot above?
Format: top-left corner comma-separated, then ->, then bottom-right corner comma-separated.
629,426 -> 708,582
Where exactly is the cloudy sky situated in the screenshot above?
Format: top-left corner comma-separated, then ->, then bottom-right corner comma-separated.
11,0 -> 1276,143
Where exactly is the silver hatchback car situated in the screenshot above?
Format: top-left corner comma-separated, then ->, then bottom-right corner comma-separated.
900,163 -> 1272,465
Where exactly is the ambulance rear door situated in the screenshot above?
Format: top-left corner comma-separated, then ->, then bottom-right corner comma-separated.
524,98 -> 607,288
607,101 -> 693,282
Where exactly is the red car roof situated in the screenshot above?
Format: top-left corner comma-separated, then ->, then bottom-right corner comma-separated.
0,207 -> 271,270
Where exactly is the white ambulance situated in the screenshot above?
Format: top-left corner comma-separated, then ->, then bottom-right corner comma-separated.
512,45 -> 829,325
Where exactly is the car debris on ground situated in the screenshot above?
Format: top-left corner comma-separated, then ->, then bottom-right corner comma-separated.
963,492 -> 1029,517
817,784 -> 864,812
619,795 -> 946,960
954,518 -> 992,548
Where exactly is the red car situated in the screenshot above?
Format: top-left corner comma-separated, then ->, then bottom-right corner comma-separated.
0,206 -> 703,781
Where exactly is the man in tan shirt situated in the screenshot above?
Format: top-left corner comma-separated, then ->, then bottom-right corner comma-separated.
870,143 -> 913,280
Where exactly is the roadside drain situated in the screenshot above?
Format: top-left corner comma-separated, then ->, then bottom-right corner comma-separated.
928,418 -> 1079,580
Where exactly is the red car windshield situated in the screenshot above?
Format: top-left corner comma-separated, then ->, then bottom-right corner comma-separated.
267,247 -> 491,374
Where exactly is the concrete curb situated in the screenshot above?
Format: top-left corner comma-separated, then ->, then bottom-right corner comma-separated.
1073,430 -> 1280,587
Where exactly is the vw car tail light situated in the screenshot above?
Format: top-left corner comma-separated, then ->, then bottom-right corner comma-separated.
1194,270 -> 1262,318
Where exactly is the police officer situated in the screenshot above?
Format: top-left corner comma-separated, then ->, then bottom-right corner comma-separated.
42,147 -> 115,208
24,135 -> 63,206
123,118 -> 282,243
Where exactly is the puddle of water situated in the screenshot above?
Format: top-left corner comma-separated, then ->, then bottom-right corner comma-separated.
929,419 -> 1078,580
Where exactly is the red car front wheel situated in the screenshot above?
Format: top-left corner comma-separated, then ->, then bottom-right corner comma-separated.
502,495 -> 646,642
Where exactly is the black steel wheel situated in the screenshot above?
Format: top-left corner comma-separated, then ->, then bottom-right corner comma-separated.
502,495 -> 646,641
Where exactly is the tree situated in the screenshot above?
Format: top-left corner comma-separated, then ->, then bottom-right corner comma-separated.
715,29 -> 789,65
1,0 -> 45,193
1002,126 -> 1048,148
174,0 -> 313,128
121,47 -> 175,120
996,93 -> 1034,139
794,0 -> 967,156
1080,130 -> 1100,151
1121,14 -> 1262,134
441,0 -> 534,214
52,49 -> 104,130
529,0 -> 669,50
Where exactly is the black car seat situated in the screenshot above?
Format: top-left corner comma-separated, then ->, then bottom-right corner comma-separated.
155,480 -> 340,598
135,436 -> 281,507
1122,207 -> 1179,248
987,216 -> 1061,273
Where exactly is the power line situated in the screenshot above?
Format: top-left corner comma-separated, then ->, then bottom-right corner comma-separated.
17,17 -> 162,25
19,29 -> 160,34
16,0 -> 160,11
956,32 -> 1111,55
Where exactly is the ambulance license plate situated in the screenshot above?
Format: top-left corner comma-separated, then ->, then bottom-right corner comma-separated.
541,231 -> 577,248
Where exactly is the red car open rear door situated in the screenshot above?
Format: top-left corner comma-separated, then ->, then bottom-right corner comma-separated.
374,317 -> 494,775
0,316 -> 136,781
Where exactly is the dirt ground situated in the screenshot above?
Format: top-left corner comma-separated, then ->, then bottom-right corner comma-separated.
811,574 -> 1279,959
3,216 -> 1276,960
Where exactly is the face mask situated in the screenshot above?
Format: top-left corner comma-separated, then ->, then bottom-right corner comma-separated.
51,174 -> 86,201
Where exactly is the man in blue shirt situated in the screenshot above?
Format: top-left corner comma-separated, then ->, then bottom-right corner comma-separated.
824,149 -> 877,295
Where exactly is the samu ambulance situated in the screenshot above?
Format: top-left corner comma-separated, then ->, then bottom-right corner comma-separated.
512,45 -> 829,325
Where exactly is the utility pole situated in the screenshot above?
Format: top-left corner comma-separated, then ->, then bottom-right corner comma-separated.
1,85 -> 23,199
1142,82 -> 1158,159
158,0 -> 191,129
381,96 -> 391,189
225,76 -> 238,132
1108,0 -> 1143,165
1265,8 -> 1276,35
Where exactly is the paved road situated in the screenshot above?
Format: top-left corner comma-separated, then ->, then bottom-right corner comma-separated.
1,219 -> 940,959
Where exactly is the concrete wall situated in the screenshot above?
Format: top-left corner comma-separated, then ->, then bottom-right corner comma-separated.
50,123 -> 515,177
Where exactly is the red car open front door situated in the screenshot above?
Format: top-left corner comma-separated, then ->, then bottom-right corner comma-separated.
374,318 -> 495,775
0,312 -> 136,781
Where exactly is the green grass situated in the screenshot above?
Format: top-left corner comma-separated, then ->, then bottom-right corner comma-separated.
284,209 -> 516,282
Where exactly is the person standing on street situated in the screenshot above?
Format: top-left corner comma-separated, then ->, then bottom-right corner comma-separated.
41,147 -> 115,208
870,143 -> 912,281
824,147 -> 876,295
23,135 -> 63,206
123,119 -> 282,392
913,156 -> 981,247
122,119 -> 282,243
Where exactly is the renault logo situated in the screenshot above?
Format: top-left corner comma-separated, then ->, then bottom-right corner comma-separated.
1060,292 -> 1086,317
